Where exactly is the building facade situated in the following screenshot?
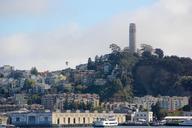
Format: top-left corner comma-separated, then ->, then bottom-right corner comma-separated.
9,111 -> 125,126
10,111 -> 52,126
131,111 -> 153,122
183,111 -> 192,116
133,95 -> 159,110
0,114 -> 8,125
41,94 -> 57,110
159,96 -> 189,111
52,111 -> 126,126
42,93 -> 100,111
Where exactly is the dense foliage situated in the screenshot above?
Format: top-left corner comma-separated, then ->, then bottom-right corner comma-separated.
84,44 -> 192,101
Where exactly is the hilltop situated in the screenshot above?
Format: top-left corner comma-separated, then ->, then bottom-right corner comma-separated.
80,44 -> 192,101
0,44 -> 192,102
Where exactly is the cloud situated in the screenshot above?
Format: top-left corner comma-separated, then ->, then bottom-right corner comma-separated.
130,0 -> 192,56
0,0 -> 51,16
1,0 -> 192,71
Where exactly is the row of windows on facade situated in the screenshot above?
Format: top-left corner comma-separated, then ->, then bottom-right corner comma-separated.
57,117 -> 86,124
16,116 -> 49,122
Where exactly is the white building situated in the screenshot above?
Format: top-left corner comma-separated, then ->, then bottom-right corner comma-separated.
131,110 -> 153,123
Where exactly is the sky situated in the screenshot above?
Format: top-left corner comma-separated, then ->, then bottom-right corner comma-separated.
0,0 -> 192,71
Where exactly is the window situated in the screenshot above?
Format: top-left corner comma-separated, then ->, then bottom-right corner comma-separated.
16,117 -> 20,122
44,117 -> 48,122
0,119 -> 2,124
68,118 -> 70,124
73,118 -> 76,124
57,118 -> 60,124
28,116 -> 36,124
83,117 -> 85,123
63,118 -> 65,124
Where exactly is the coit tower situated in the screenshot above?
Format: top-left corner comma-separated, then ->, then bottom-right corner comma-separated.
129,23 -> 136,53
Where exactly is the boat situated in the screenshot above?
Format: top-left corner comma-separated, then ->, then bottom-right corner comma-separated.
93,116 -> 118,127
122,121 -> 148,126
179,119 -> 192,126
0,124 -> 15,128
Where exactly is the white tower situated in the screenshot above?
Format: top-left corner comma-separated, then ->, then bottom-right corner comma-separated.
129,23 -> 136,53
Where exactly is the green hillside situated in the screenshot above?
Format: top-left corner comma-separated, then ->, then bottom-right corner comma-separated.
83,44 -> 192,101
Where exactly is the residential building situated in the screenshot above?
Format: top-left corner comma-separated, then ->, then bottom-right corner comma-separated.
42,93 -> 100,111
0,65 -> 14,77
159,96 -> 189,111
133,95 -> 159,110
76,64 -> 87,71
101,102 -> 138,113
41,94 -> 57,110
73,70 -> 95,85
14,94 -> 28,105
94,78 -> 106,86
0,105 -> 20,112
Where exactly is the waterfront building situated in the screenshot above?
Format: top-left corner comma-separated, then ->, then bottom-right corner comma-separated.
9,110 -> 125,126
189,97 -> 192,107
0,114 -> 8,125
164,116 -> 192,123
52,110 -> 126,126
131,110 -> 153,123
10,111 -> 52,127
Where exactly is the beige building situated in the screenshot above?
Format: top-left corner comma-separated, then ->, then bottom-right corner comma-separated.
0,114 -> 8,125
42,93 -> 100,111
52,111 -> 126,125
